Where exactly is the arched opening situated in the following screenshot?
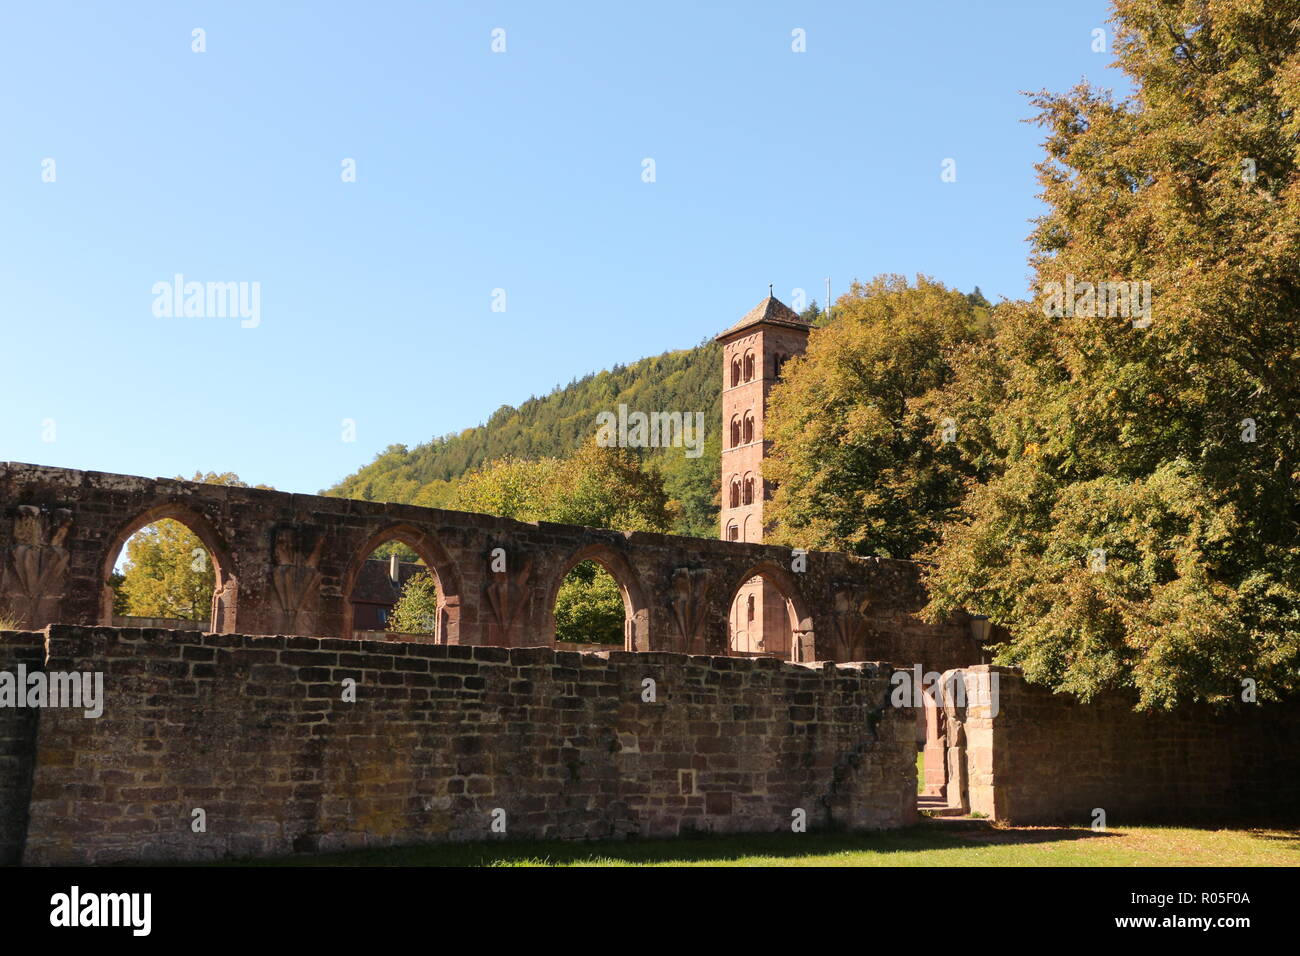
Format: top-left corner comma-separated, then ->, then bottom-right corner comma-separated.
543,544 -> 650,652
729,415 -> 741,448
917,670 -> 972,814
743,350 -> 755,382
342,525 -> 461,642
742,411 -> 755,444
742,474 -> 755,505
730,357 -> 741,387
726,521 -> 739,542
729,477 -> 741,509
101,505 -> 236,632
920,675 -> 948,802
726,563 -> 812,661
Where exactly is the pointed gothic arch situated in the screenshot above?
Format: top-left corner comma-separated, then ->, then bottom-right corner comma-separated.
724,560 -> 813,660
341,524 -> 463,642
541,542 -> 651,651
100,502 -> 238,632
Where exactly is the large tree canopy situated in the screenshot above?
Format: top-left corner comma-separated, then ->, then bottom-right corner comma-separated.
764,275 -> 992,558
450,443 -> 675,532
922,0 -> 1300,708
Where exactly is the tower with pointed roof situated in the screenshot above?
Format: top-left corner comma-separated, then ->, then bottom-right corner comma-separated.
716,294 -> 813,655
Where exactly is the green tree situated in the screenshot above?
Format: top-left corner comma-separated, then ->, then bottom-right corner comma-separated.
764,275 -> 992,557
450,456 -> 569,521
658,432 -> 721,538
450,445 -> 675,532
923,0 -> 1300,708
108,571 -> 129,616
117,518 -> 216,621
554,561 -> 625,644
388,571 -> 440,634
551,444 -> 675,532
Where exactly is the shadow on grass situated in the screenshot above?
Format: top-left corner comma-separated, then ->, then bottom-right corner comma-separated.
219,819 -> 1120,868
1242,828 -> 1300,845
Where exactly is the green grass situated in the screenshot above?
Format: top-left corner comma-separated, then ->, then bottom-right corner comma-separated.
231,822 -> 1300,867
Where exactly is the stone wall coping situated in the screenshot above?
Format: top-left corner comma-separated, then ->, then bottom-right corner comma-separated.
24,624 -> 908,681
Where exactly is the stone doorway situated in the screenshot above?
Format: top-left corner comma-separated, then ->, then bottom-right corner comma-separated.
917,671 -> 969,816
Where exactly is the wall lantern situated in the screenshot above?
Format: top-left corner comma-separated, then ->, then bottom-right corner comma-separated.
969,615 -> 992,665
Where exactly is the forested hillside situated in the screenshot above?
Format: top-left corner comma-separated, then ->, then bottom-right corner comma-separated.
324,338 -> 726,537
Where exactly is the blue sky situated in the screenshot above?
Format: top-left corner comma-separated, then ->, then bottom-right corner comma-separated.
0,0 -> 1126,494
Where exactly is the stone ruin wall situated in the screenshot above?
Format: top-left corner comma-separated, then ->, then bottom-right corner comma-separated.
2,625 -> 917,865
935,666 -> 1300,824
0,461 -> 982,674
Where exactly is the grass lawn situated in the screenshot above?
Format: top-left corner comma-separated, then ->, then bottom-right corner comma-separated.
236,821 -> 1300,867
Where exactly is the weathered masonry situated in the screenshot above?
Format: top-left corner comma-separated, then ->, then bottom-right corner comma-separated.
0,461 -> 982,673
935,667 -> 1300,824
2,626 -> 918,865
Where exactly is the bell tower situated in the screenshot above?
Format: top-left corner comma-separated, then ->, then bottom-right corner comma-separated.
717,293 -> 812,543
717,293 -> 812,656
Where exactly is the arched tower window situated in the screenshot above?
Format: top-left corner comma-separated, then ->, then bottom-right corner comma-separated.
729,478 -> 741,509
742,412 -> 754,445
743,350 -> 755,382
730,416 -> 741,448
743,475 -> 755,506
731,357 -> 741,387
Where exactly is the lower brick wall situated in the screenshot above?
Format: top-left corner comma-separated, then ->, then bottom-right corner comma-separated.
952,666 -> 1300,824
0,632 -> 44,865
12,625 -> 916,865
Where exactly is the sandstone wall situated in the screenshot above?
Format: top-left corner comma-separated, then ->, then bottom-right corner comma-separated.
949,666 -> 1300,824
10,625 -> 917,865
0,632 -> 43,864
